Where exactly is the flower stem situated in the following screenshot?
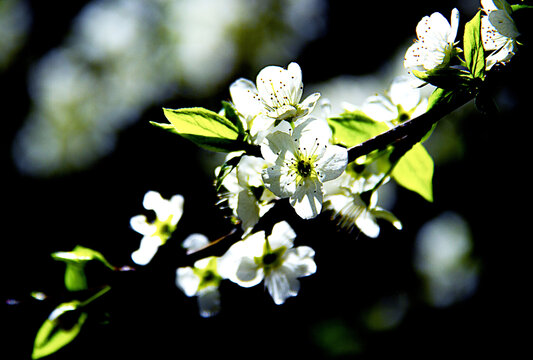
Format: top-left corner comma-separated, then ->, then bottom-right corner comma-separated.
80,285 -> 112,308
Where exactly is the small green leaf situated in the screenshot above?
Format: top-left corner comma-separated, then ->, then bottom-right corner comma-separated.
162,107 -> 244,152
328,111 -> 390,148
32,301 -> 88,359
214,152 -> 243,192
52,246 -> 114,291
221,101 -> 245,135
464,10 -> 485,79
412,67 -> 473,89
391,143 -> 434,202
52,245 -> 114,269
149,121 -> 179,134
64,264 -> 88,292
427,87 -> 456,111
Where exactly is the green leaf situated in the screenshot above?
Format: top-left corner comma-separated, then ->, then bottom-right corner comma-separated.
214,152 -> 243,192
427,87 -> 456,111
52,245 -> 114,269
52,246 -> 114,291
149,121 -> 179,134
391,143 -> 434,202
511,4 -> 533,12
221,101 -> 245,135
328,111 -> 390,148
412,67 -> 473,90
32,301 -> 88,359
64,264 -> 88,292
162,107 -> 244,152
464,10 -> 485,79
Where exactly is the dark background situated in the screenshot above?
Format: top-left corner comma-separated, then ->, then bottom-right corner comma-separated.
2,1 -> 531,358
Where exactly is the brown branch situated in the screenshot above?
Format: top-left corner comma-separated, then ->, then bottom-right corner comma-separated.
347,91 -> 474,163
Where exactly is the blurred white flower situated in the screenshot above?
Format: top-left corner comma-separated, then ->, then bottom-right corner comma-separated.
324,172 -> 401,238
261,118 -> 348,219
481,0 -> 519,70
404,8 -> 460,72
176,234 -> 222,318
414,212 -> 479,307
130,191 -> 184,266
218,221 -> 316,305
359,76 -> 428,127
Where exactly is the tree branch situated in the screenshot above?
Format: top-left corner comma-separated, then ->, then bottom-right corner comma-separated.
347,90 -> 474,163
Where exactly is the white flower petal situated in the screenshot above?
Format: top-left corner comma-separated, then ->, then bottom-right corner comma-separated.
373,207 -> 403,230
229,78 -> 263,120
197,287 -> 221,318
130,215 -> 156,236
286,62 -> 304,103
142,190 -> 163,211
355,211 -> 380,238
298,92 -> 321,116
489,9 -> 519,39
267,221 -> 296,250
236,155 -> 267,188
257,65 -> 298,110
182,233 -> 210,252
249,114 -> 277,143
262,165 -> 291,199
448,8 -> 460,44
176,267 -> 201,297
362,94 -> 398,123
290,179 -> 323,219
260,130 -> 296,164
293,117 -> 331,148
236,190 -> 260,232
236,257 -> 264,287
284,246 -> 317,277
131,236 -> 162,266
316,145 -> 348,183
265,267 -> 300,305
389,75 -> 421,113
168,194 -> 184,225
217,231 -> 265,282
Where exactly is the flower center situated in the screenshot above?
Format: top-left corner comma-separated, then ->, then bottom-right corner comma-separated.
297,160 -> 312,178
262,253 -> 278,265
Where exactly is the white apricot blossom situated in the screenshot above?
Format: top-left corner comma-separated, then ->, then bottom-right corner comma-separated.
359,76 -> 428,127
324,172 -> 402,238
176,234 -> 222,318
261,118 -> 348,219
218,221 -> 316,305
404,8 -> 460,72
481,0 -> 519,70
229,62 -> 320,143
130,191 -> 184,266
216,153 -> 276,234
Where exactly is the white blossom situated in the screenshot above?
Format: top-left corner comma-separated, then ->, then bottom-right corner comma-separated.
176,233 -> 222,318
218,221 -> 316,305
324,172 -> 402,238
130,191 -> 184,265
360,76 -> 428,127
216,153 -> 276,234
229,62 -> 320,143
404,8 -> 460,72
261,118 -> 348,219
481,0 -> 519,70
176,258 -> 222,318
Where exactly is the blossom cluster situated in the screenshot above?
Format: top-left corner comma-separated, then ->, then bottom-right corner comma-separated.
29,2 -> 526,358
142,0 -> 520,317
404,0 -> 519,81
